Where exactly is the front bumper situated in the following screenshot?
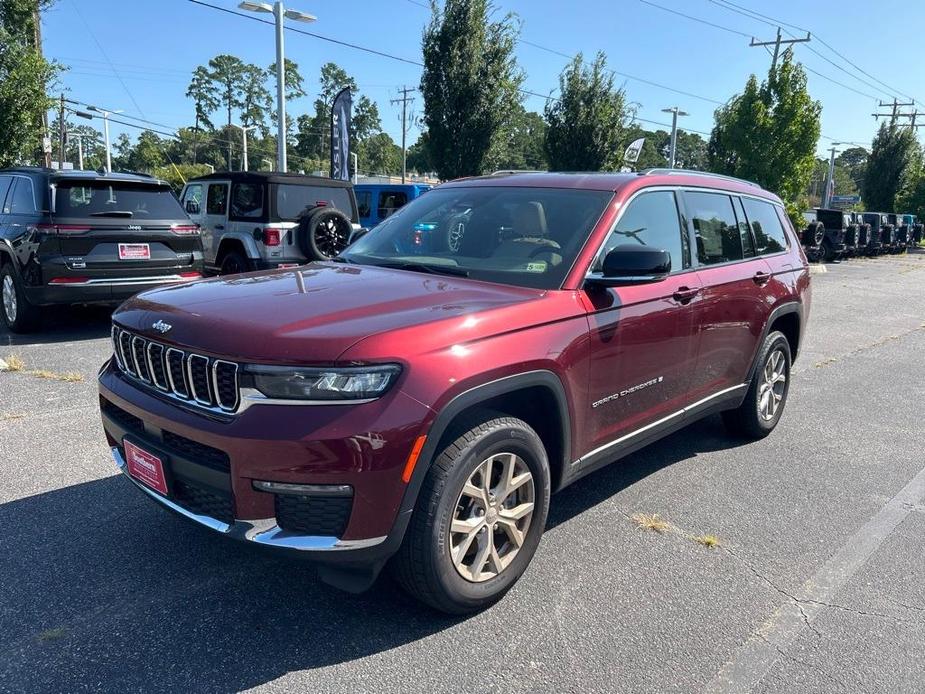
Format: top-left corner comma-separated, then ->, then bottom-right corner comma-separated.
112,446 -> 385,552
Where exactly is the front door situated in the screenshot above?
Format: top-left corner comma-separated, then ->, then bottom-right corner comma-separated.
684,190 -> 772,400
200,181 -> 230,265
583,189 -> 700,459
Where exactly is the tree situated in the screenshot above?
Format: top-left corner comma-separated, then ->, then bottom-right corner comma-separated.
836,146 -> 868,193
708,49 -> 821,219
862,123 -> 918,212
493,106 -> 547,171
421,0 -> 524,179
406,132 -> 433,174
357,132 -> 402,175
152,164 -> 213,194
0,0 -> 60,167
204,54 -> 247,167
544,52 -> 629,171
238,63 -> 272,131
186,65 -> 218,132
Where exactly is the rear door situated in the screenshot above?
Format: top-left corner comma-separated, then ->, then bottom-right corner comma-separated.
583,189 -> 700,454
685,189 -> 772,400
52,180 -> 200,279
200,181 -> 230,264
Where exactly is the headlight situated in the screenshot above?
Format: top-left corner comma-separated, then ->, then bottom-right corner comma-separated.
241,364 -> 401,401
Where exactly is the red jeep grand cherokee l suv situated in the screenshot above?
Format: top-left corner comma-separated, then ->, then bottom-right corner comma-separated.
98,170 -> 810,613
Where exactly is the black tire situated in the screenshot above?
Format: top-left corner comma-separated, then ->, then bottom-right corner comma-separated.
297,207 -> 352,260
722,330 -> 792,440
820,240 -> 833,263
393,413 -> 551,614
1,263 -> 41,333
218,250 -> 250,276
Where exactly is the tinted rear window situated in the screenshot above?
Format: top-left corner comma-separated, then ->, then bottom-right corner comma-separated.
274,184 -> 355,221
55,182 -> 185,219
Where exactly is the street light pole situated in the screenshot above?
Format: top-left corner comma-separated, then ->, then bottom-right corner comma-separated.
239,2 -> 316,173
231,124 -> 256,171
822,143 -> 841,209
88,106 -> 123,172
661,106 -> 689,169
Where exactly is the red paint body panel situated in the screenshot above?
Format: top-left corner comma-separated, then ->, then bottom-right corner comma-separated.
100,171 -> 810,559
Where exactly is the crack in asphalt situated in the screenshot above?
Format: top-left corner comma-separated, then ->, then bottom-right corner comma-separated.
802,322 -> 925,372
757,634 -> 851,693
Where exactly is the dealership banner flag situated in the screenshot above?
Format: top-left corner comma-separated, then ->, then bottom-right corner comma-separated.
623,137 -> 645,165
330,87 -> 352,181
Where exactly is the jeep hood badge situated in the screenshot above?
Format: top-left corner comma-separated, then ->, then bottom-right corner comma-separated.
152,320 -> 172,334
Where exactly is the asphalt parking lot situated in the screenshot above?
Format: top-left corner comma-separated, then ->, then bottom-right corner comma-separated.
2,252 -> 924,694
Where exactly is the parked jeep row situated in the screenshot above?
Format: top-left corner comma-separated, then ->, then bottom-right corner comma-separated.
800,207 -> 921,262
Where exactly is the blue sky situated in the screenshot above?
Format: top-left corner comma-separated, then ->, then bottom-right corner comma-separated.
42,0 -> 925,159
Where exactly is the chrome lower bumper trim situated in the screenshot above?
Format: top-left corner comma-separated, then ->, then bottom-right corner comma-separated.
53,275 -> 193,287
112,447 -> 386,551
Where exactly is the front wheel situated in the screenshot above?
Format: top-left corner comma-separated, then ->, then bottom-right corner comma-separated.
393,414 -> 550,614
722,330 -> 791,440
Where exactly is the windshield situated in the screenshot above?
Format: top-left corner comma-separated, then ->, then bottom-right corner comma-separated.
55,182 -> 185,219
341,186 -> 612,289
274,184 -> 355,222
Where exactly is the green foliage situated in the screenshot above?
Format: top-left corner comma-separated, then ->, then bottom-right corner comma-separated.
619,126 -> 709,172
493,106 -> 547,171
862,123 -> 919,212
708,49 -> 821,205
0,0 -> 60,166
357,132 -> 402,176
152,164 -> 213,194
406,132 -> 433,174
421,0 -> 524,179
186,66 -> 218,132
544,52 -> 629,171
835,146 -> 867,193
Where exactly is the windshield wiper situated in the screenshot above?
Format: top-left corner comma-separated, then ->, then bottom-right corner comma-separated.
89,210 -> 134,218
377,261 -> 470,277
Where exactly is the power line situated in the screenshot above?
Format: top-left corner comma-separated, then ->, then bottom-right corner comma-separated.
638,0 -> 750,38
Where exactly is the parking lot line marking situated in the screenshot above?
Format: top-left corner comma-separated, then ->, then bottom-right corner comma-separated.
705,461 -> 925,693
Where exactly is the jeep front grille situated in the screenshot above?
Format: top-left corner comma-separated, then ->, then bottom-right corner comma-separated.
111,325 -> 240,413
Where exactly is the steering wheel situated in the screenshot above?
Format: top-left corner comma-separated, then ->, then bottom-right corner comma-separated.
527,243 -> 560,258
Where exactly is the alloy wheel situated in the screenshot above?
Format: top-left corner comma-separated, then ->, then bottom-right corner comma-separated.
314,216 -> 348,258
758,349 -> 786,421
2,275 -> 16,324
449,452 -> 535,583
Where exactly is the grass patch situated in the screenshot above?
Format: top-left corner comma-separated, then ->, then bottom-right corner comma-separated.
37,627 -> 67,641
631,512 -> 670,533
1,353 -> 25,371
694,534 -> 721,548
26,369 -> 84,383
1,412 -> 26,421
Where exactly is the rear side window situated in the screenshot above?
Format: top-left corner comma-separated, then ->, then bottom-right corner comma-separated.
356,190 -> 371,218
743,197 -> 788,255
230,183 -> 264,220
378,191 -> 409,220
274,184 -> 355,222
8,178 -> 37,215
686,191 -> 744,266
732,197 -> 756,258
54,182 -> 184,219
596,190 -> 689,273
206,184 -> 228,215
0,175 -> 12,212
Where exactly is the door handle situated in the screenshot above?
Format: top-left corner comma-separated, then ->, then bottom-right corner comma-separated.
672,286 -> 700,304
752,270 -> 770,286
214,224 -> 224,230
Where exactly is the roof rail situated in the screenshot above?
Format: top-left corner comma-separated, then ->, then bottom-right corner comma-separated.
489,169 -> 547,176
639,168 -> 762,188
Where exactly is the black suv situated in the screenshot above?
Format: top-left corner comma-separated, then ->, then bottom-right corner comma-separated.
0,168 -> 204,332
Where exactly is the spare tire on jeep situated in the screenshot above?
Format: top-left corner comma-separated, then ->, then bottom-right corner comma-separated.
296,207 -> 352,261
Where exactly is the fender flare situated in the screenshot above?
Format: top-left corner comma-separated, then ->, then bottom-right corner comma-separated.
216,232 -> 262,262
746,301 -> 803,383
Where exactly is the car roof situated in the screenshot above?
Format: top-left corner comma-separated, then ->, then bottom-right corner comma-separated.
0,166 -> 167,185
438,170 -> 782,203
187,171 -> 353,188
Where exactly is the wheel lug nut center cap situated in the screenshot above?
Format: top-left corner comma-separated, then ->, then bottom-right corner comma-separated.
485,508 -> 499,525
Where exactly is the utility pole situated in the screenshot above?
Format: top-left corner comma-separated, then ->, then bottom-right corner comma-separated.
34,3 -> 52,167
72,134 -> 85,170
749,27 -> 811,71
661,106 -> 689,168
88,107 -> 121,172
390,86 -> 415,183
57,94 -> 66,169
871,98 -> 916,125
822,143 -> 841,209
231,124 -> 256,171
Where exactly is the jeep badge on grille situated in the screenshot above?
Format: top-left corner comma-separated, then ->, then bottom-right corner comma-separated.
152,320 -> 172,334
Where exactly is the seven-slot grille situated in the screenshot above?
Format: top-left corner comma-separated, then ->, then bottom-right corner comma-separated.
111,325 -> 240,412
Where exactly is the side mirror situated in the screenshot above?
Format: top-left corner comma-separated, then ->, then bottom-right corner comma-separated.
185,200 -> 200,215
586,245 -> 671,287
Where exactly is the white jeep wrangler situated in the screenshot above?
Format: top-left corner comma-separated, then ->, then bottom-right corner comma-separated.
179,172 -> 360,275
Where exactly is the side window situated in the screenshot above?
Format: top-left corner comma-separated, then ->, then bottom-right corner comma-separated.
8,178 -> 37,215
356,191 -> 371,218
742,197 -> 788,255
182,184 -> 203,214
596,190 -> 689,273
206,183 -> 228,216
378,191 -> 408,220
733,197 -> 756,258
230,183 -> 264,220
0,175 -> 12,213
686,191 -> 743,266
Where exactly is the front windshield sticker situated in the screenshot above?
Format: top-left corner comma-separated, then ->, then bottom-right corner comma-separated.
525,262 -> 547,273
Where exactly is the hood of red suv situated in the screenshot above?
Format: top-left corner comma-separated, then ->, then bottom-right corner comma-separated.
113,263 -> 545,363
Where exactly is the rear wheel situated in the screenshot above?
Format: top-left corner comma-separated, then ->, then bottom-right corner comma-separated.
1,263 -> 41,333
722,330 -> 791,440
218,250 -> 250,276
393,414 -> 550,614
